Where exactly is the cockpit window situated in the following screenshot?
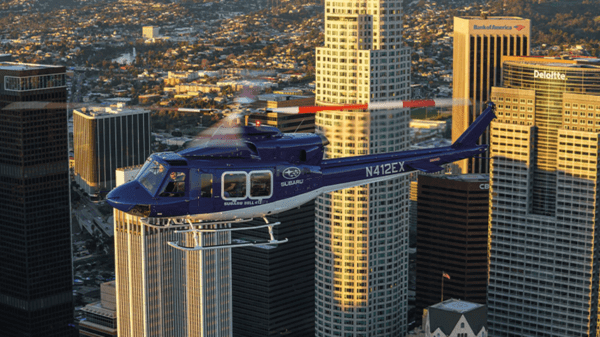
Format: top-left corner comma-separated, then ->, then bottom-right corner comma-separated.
138,160 -> 167,196
159,171 -> 186,197
223,173 -> 247,199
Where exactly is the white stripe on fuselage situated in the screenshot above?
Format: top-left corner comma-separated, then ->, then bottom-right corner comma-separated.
185,171 -> 412,221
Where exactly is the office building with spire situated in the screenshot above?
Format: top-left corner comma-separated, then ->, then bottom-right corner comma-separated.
452,15 -> 530,174
488,56 -> 600,336
314,1 -> 411,335
0,62 -> 73,336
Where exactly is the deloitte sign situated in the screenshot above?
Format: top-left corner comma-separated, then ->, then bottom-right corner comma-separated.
534,70 -> 566,80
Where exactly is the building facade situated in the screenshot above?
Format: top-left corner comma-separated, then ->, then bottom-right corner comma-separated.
74,105 -> 151,198
114,166 -> 232,337
415,174 -> 489,316
488,56 -> 600,336
231,201 -> 315,336
314,0 -> 412,335
452,16 -> 530,174
0,62 -> 73,336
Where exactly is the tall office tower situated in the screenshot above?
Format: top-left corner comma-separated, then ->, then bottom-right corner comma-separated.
0,62 -> 73,336
231,114 -> 315,336
415,174 -> 489,317
314,1 -> 412,335
232,201 -> 315,336
488,56 -> 600,336
114,166 -> 232,337
73,105 -> 151,198
452,16 -> 530,174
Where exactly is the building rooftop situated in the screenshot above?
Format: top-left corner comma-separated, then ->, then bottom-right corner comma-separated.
428,299 -> 487,335
75,104 -> 149,118
435,174 -> 489,182
0,61 -> 63,71
504,56 -> 600,68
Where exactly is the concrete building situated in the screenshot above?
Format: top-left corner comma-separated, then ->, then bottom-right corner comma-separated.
79,281 -> 118,337
452,16 -> 530,174
423,299 -> 487,337
488,56 -> 600,336
314,0 -> 412,335
114,166 -> 232,337
415,174 -> 489,317
143,26 -> 159,39
0,62 -> 73,336
73,104 -> 151,198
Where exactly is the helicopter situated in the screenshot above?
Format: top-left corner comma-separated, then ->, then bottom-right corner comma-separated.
106,99 -> 496,250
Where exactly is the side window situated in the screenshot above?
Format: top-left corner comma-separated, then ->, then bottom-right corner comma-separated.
223,173 -> 247,199
201,174 -> 212,198
159,171 -> 186,197
250,171 -> 272,198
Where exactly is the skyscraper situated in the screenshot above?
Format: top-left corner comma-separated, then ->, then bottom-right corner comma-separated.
452,16 -> 530,174
114,166 -> 232,337
488,56 -> 600,336
0,62 -> 73,336
74,105 -> 151,198
231,201 -> 315,336
415,174 -> 489,316
314,1 -> 412,335
231,113 -> 316,336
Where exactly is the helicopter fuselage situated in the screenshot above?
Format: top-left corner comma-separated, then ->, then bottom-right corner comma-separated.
107,102 -> 497,221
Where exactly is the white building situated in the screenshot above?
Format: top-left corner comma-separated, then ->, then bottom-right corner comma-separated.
114,167 -> 232,337
314,0 -> 412,336
423,299 -> 487,337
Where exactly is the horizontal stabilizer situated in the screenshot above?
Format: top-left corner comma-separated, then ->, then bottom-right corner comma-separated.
410,160 -> 445,173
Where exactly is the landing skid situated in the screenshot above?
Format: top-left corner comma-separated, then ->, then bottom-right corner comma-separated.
166,217 -> 288,251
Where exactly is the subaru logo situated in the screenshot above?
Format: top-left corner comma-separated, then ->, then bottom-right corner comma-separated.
283,167 -> 301,179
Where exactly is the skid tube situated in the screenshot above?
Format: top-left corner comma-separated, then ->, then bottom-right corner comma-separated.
167,217 -> 288,251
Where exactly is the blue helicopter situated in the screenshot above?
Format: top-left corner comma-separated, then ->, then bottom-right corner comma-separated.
107,100 -> 496,227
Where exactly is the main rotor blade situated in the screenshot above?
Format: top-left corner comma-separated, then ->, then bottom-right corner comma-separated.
271,98 -> 470,114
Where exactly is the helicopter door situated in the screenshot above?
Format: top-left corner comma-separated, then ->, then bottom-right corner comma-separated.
190,170 -> 213,214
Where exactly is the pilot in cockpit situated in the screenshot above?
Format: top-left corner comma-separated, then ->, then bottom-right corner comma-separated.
160,171 -> 186,197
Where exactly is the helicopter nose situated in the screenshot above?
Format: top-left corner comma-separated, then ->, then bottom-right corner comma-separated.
106,181 -> 153,216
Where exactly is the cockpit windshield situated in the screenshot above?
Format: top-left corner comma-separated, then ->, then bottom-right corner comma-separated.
137,159 -> 168,196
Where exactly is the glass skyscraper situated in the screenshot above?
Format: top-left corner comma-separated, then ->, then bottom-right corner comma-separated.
0,62 -> 73,336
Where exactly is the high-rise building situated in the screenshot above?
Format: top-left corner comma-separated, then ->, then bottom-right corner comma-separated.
231,201 -> 315,336
114,166 -> 232,337
0,62 -> 73,336
79,281 -> 117,337
230,113 -> 315,336
314,1 -> 412,335
452,16 -> 530,174
73,105 -> 151,198
488,56 -> 600,336
415,174 -> 489,316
